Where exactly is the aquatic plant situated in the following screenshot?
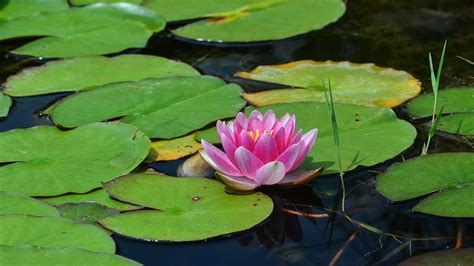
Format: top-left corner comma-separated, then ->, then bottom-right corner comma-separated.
200,110 -> 319,192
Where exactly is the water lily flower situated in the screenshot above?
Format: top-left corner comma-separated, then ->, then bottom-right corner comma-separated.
200,110 -> 322,192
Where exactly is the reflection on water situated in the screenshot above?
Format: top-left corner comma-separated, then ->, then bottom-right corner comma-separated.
1,0 -> 473,265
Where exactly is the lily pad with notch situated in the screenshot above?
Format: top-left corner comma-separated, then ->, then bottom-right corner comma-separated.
0,122 -> 150,196
99,174 -> 274,242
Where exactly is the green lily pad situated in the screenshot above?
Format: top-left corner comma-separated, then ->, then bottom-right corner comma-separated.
236,61 -> 421,108
235,103 -> 415,173
4,54 -> 199,97
0,93 -> 11,117
145,0 -> 346,42
0,215 -> 115,253
0,191 -> 59,217
99,174 -> 273,242
195,126 -> 221,144
56,203 -> 120,224
0,3 -> 165,58
72,0 -> 142,5
42,189 -> 141,211
399,248 -> 474,266
0,0 -> 69,20
376,153 -> 474,217
407,87 -> 474,136
0,122 -> 150,196
49,76 -> 246,139
0,246 -> 139,266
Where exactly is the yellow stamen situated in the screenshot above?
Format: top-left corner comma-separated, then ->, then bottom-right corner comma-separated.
248,129 -> 273,142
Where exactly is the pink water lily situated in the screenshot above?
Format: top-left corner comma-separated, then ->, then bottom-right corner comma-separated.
200,110 -> 321,192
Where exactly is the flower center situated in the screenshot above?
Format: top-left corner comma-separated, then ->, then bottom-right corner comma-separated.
247,129 -> 273,142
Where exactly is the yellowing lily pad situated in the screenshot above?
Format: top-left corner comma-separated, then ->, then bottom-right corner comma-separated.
0,215 -> 115,253
237,61 -> 421,108
0,191 -> 59,217
376,153 -> 474,217
148,133 -> 202,161
407,87 -> 474,136
4,54 -> 199,97
0,3 -> 165,58
0,123 -> 150,196
0,246 -> 139,266
145,0 -> 346,42
99,174 -> 273,242
48,76 -> 246,139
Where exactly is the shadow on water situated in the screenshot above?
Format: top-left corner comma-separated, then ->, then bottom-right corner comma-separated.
1,0 -> 473,265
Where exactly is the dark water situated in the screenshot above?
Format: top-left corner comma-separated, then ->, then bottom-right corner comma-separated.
1,0 -> 473,265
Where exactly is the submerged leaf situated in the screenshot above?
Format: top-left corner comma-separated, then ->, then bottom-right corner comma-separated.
0,123 -> 150,196
237,61 -> 421,108
100,174 -> 273,242
56,202 -> 120,224
4,54 -> 199,97
376,153 -> 474,217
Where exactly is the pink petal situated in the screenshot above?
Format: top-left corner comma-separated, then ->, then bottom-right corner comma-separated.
283,115 -> 296,146
217,120 -> 234,143
234,146 -> 264,180
237,130 -> 254,151
273,126 -> 287,153
255,161 -> 286,185
220,133 -> 237,163
200,141 -> 241,176
235,112 -> 248,129
289,129 -> 302,146
254,133 -> 279,163
289,129 -> 318,172
262,110 -> 277,129
215,172 -> 259,191
276,142 -> 301,171
280,113 -> 291,126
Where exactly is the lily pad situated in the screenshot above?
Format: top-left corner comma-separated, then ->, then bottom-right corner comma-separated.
236,61 -> 421,108
0,215 -> 115,253
99,174 -> 273,242
407,87 -> 474,136
376,153 -> 474,217
49,76 -> 246,139
0,3 -> 165,58
0,191 -> 59,217
72,0 -> 142,5
42,189 -> 141,211
145,0 -> 346,42
56,203 -> 120,224
148,133 -> 202,161
0,122 -> 150,196
0,93 -> 11,117
399,248 -> 474,266
0,246 -> 139,266
4,54 -> 199,97
0,0 -> 69,20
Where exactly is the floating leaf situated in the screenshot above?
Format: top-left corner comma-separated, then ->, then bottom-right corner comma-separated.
148,133 -> 202,161
0,246 -> 140,266
237,61 -> 421,108
99,174 -> 273,242
0,191 -> 59,217
195,126 -> 221,144
4,54 -> 199,97
42,189 -> 141,211
72,0 -> 142,5
376,153 -> 474,217
0,3 -> 165,58
49,76 -> 246,139
56,203 -> 120,224
0,0 -> 69,20
0,123 -> 150,196
0,215 -> 115,253
407,87 -> 474,136
145,0 -> 346,42
0,93 -> 11,117
399,248 -> 474,266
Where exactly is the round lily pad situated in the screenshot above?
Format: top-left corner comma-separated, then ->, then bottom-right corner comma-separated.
376,153 -> 474,217
0,215 -> 115,253
407,87 -> 474,136
99,174 -> 273,242
42,189 -> 141,211
0,122 -> 150,196
48,76 -> 246,139
0,3 -> 165,58
0,0 -> 69,20
145,0 -> 346,42
0,191 -> 59,217
0,246 -> 139,266
4,54 -> 199,97
236,61 -> 421,108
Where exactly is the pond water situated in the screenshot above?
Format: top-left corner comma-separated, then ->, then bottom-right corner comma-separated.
1,0 -> 473,265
